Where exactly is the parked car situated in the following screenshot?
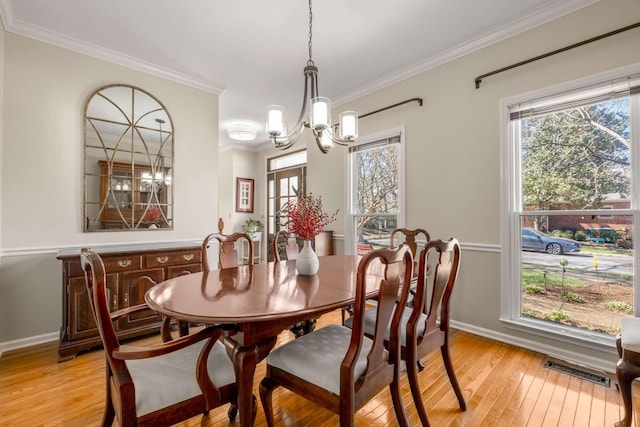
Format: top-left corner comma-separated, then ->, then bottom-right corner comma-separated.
521,228 -> 580,255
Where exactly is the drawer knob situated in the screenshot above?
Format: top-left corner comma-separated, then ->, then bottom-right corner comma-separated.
156,256 -> 169,264
183,254 -> 194,261
117,259 -> 132,268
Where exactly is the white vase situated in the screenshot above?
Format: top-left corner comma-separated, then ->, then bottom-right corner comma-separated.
296,240 -> 319,275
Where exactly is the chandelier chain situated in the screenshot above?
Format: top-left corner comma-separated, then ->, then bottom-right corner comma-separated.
307,0 -> 314,66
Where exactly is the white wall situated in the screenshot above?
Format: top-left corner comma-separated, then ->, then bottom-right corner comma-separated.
0,33 -> 219,346
268,0 -> 640,371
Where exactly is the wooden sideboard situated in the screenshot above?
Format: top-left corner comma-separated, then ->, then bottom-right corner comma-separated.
56,244 -> 202,361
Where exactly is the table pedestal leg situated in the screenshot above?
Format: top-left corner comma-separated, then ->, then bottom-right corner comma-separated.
224,336 -> 278,427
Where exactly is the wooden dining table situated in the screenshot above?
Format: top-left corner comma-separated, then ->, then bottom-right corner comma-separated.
145,254 -> 380,427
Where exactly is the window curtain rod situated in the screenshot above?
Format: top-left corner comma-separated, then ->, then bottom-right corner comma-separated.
474,22 -> 640,89
359,97 -> 423,119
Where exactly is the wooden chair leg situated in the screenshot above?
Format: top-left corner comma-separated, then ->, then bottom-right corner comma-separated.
406,350 -> 430,427
102,366 -> 115,427
227,403 -> 238,421
441,343 -> 466,411
259,377 -> 277,427
390,378 -> 410,427
616,359 -> 639,427
101,403 -> 115,427
160,316 -> 173,342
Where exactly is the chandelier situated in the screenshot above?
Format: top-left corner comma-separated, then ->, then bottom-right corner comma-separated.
266,0 -> 358,154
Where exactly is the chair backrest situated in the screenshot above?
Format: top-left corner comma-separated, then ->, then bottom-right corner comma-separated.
81,249 -> 121,368
410,238 -> 461,345
202,232 -> 253,270
389,228 -> 430,258
345,244 -> 414,402
273,230 -> 300,262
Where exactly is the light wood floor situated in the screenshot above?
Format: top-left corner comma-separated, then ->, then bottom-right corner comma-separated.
0,309 -> 634,426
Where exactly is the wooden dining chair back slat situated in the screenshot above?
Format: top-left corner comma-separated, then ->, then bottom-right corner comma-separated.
389,227 -> 430,258
80,248 -> 242,427
202,232 -> 253,270
272,230 -> 300,262
259,245 -> 414,427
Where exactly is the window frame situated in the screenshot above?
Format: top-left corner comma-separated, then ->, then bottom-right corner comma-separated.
500,65 -> 640,351
345,127 -> 405,255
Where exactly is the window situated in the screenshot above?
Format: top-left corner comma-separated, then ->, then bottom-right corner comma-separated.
599,205 -> 614,219
266,150 -> 306,259
346,130 -> 404,255
503,71 -> 639,345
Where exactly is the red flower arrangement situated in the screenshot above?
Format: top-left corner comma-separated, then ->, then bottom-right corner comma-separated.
286,194 -> 338,241
144,206 -> 163,224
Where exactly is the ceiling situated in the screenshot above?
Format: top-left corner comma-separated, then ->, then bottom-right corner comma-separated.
0,0 -> 597,151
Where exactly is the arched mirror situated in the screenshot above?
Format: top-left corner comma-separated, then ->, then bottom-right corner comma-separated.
84,84 -> 174,231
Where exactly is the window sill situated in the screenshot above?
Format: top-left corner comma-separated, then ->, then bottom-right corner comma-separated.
500,316 -> 616,354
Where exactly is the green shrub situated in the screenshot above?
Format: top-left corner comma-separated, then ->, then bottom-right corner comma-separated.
574,231 -> 587,241
562,292 -> 582,303
545,310 -> 574,324
523,284 -> 544,294
604,301 -> 633,312
550,230 -> 574,239
616,239 -> 633,249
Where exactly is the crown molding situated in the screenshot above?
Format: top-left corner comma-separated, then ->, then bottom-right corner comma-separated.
0,0 -> 224,95
333,0 -> 600,106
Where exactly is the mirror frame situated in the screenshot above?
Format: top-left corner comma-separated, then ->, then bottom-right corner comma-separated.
83,84 -> 174,232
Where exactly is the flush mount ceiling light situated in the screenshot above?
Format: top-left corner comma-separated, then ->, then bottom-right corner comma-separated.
228,124 -> 257,141
265,0 -> 358,154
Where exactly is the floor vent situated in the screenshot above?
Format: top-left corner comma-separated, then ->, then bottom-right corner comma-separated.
544,359 -> 611,387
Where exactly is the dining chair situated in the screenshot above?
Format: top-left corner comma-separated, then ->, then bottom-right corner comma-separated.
80,248 -> 247,427
615,317 -> 640,427
344,238 -> 466,427
272,230 -> 299,262
259,245 -> 414,427
202,232 -> 253,270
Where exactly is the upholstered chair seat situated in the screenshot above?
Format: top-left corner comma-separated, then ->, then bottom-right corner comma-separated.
126,339 -> 235,416
265,325 -> 381,395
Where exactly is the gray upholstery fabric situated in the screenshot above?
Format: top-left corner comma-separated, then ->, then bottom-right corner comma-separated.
344,306 -> 427,346
126,339 -> 234,416
266,324 -> 383,395
621,317 -> 640,352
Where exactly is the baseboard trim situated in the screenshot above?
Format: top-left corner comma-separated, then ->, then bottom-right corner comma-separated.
450,320 -> 617,374
0,332 -> 58,359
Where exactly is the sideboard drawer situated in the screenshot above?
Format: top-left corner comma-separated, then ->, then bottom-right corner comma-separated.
102,256 -> 142,272
144,250 -> 201,268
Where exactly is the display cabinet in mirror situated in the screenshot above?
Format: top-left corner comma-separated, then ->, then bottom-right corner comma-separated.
84,85 -> 174,231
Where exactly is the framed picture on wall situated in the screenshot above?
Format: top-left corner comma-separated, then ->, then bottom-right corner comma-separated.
236,178 -> 254,213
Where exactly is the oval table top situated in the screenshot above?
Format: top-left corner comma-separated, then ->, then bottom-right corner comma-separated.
145,255 -> 381,326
